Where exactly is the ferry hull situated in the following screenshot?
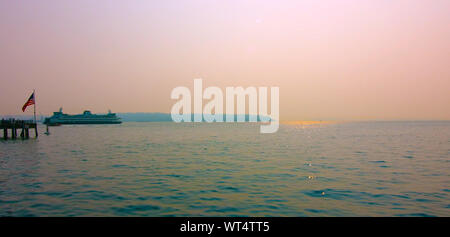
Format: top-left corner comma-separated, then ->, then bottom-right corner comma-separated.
45,120 -> 122,125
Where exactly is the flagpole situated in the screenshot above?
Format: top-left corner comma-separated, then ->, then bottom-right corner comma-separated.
33,89 -> 38,137
33,89 -> 37,123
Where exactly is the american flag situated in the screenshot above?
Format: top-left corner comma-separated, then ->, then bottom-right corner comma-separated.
22,92 -> 35,112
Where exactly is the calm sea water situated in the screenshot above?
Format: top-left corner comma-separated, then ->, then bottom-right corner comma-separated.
0,122 -> 449,216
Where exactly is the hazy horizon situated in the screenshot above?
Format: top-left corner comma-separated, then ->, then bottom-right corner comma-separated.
2,112 -> 450,123
1,0 -> 449,121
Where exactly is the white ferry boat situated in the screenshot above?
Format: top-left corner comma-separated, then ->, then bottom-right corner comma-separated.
44,108 -> 122,125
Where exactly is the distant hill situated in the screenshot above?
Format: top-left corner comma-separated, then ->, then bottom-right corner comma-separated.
117,113 -> 271,122
1,113 -> 271,123
117,113 -> 173,122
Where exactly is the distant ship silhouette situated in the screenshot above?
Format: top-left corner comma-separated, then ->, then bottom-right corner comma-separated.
44,108 -> 122,125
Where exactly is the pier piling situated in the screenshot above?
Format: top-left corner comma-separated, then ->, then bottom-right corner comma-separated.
0,119 -> 38,140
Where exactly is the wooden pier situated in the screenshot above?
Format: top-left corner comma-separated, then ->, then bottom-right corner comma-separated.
0,119 -> 38,139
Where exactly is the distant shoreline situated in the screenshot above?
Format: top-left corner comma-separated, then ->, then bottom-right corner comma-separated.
1,113 -> 449,123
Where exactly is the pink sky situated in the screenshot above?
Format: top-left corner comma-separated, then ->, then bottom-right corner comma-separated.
1,0 -> 449,120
